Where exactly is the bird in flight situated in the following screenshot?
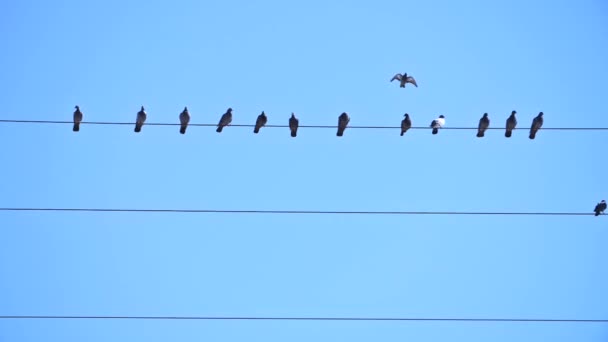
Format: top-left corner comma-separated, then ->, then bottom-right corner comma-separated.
390,72 -> 418,88
73,105 -> 83,132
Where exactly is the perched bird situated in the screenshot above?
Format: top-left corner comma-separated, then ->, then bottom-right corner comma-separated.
337,112 -> 350,137
594,200 -> 606,216
477,113 -> 490,138
73,105 -> 83,132
289,113 -> 299,137
390,72 -> 418,88
505,110 -> 517,138
400,113 -> 412,136
254,111 -> 267,134
430,115 -> 445,135
179,107 -> 190,134
529,112 -> 544,140
216,108 -> 232,133
134,106 -> 146,133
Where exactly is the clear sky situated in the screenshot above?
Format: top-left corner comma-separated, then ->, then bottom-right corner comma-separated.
0,0 -> 607,341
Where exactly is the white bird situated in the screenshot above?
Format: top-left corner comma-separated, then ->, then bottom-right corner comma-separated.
430,115 -> 445,135
390,72 -> 418,88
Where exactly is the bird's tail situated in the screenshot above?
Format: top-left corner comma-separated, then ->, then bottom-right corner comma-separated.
529,131 -> 536,139
216,126 -> 223,133
180,125 -> 187,134
291,130 -> 297,137
505,130 -> 512,138
254,127 -> 260,134
595,211 -> 600,217
400,131 -> 404,136
432,128 -> 438,135
337,128 -> 344,137
73,123 -> 80,132
134,124 -> 142,133
476,131 -> 484,138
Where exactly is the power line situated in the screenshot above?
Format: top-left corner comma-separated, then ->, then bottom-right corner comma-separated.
0,315 -> 606,323
0,119 -> 606,131
0,207 -> 600,216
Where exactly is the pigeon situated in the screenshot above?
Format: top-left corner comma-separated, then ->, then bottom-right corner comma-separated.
337,112 -> 350,137
179,107 -> 190,134
73,105 -> 83,132
134,106 -> 146,133
254,111 -> 267,134
477,113 -> 490,138
529,112 -> 544,140
594,200 -> 606,216
505,110 -> 517,138
390,72 -> 418,88
216,108 -> 232,133
430,115 -> 445,135
400,113 -> 412,136
289,113 -> 299,137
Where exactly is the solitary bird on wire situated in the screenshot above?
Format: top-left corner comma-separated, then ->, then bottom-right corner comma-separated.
594,200 -> 606,216
390,72 -> 418,88
400,113 -> 412,136
179,107 -> 190,134
134,106 -> 146,133
430,115 -> 445,135
477,113 -> 490,138
529,112 -> 544,140
289,113 -> 299,137
72,105 -> 83,132
505,110 -> 517,138
254,111 -> 267,134
337,112 -> 350,137
216,108 -> 232,133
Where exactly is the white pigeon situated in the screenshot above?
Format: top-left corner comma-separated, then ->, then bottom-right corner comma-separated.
430,115 -> 445,135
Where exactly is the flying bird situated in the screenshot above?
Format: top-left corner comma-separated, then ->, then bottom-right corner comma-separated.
529,112 -> 544,140
134,106 -> 146,133
477,113 -> 490,138
337,112 -> 350,137
430,115 -> 445,135
594,200 -> 606,216
179,107 -> 190,134
254,111 -> 267,134
216,108 -> 233,133
390,72 -> 418,88
505,110 -> 517,138
73,105 -> 83,132
289,113 -> 299,137
400,113 -> 412,136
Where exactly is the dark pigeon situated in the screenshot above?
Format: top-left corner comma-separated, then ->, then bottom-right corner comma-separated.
179,107 -> 190,134
73,105 -> 83,132
505,110 -> 517,138
390,72 -> 418,88
400,113 -> 412,136
289,113 -> 299,137
430,115 -> 445,135
254,111 -> 267,134
529,112 -> 544,140
216,108 -> 233,133
477,113 -> 490,138
134,106 -> 146,133
337,112 -> 350,137
594,200 -> 606,216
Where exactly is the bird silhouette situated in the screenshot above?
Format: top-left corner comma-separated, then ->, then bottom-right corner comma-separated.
216,108 -> 233,133
529,112 -> 544,139
505,110 -> 517,138
400,113 -> 412,136
390,72 -> 418,88
337,112 -> 350,137
595,200 -> 607,216
477,113 -> 490,138
430,115 -> 445,135
289,113 -> 299,137
179,107 -> 190,134
73,105 -> 83,132
254,111 -> 267,134
134,106 -> 146,133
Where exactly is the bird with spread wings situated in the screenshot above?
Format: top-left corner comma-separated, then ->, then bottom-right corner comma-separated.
390,72 -> 418,88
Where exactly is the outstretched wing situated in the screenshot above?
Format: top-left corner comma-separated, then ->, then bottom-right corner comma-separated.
390,73 -> 402,82
406,76 -> 418,87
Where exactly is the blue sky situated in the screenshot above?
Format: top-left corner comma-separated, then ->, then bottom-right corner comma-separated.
1,0 -> 607,341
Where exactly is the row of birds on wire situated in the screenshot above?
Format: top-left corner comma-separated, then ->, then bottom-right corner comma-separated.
70,106 -> 546,139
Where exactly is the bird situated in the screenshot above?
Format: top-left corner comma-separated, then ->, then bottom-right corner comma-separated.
477,113 -> 490,138
216,108 -> 232,133
390,72 -> 418,88
289,113 -> 299,137
594,200 -> 606,216
254,111 -> 267,134
529,112 -> 544,139
505,110 -> 517,138
179,107 -> 190,134
400,113 -> 412,136
430,115 -> 445,135
134,106 -> 146,133
337,112 -> 350,137
72,105 -> 83,132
